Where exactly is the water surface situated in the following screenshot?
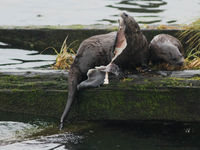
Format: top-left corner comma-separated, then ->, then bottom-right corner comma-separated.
0,112 -> 82,150
0,0 -> 199,26
0,46 -> 56,70
1,112 -> 200,150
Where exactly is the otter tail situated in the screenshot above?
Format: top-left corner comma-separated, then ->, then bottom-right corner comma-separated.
60,65 -> 81,130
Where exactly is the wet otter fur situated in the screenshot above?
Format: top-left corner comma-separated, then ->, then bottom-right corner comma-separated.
149,34 -> 184,66
113,13 -> 149,70
77,63 -> 119,90
59,32 -> 116,129
59,13 -> 149,129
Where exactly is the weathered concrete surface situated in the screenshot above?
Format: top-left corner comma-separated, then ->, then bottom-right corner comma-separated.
0,70 -> 200,122
0,26 -> 198,122
0,26 -> 182,54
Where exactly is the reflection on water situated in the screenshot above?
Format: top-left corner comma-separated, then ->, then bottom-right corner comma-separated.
0,0 -> 199,25
0,121 -> 38,146
0,47 -> 56,69
106,0 -> 167,24
104,0 -> 200,25
108,0 -> 166,13
0,112 -> 82,150
0,133 -> 83,150
72,122 -> 200,150
1,112 -> 200,150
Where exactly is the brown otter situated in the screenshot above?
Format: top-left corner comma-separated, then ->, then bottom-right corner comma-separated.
149,34 -> 184,66
59,13 -> 149,129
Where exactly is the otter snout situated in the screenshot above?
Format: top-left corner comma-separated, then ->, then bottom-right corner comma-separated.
176,61 -> 184,66
176,57 -> 184,66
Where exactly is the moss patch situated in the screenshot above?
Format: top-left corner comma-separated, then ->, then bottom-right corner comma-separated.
0,73 -> 200,122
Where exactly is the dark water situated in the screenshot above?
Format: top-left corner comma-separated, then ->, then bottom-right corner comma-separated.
0,0 -> 199,26
1,112 -> 200,150
70,122 -> 200,150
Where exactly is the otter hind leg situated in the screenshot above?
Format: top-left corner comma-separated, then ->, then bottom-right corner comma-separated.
77,69 -> 105,90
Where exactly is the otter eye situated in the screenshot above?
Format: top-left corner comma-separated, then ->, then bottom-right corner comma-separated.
124,13 -> 128,17
172,58 -> 177,61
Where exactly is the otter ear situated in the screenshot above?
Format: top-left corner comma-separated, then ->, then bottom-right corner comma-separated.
112,26 -> 127,62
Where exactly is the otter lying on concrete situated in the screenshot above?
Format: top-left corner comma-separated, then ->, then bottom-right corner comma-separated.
59,13 -> 149,129
149,34 -> 184,66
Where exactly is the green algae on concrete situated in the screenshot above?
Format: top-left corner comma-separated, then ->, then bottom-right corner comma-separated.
77,84 -> 200,122
0,71 -> 200,122
0,26 -> 182,54
0,26 -> 116,54
0,72 -> 69,118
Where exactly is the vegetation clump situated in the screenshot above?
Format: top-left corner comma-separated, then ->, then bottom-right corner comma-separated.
43,36 -> 76,70
184,49 -> 200,69
142,24 -> 187,30
179,19 -> 200,69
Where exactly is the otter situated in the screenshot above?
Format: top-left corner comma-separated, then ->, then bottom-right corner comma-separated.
59,13 -> 149,129
77,63 -> 119,90
59,31 -> 117,130
149,34 -> 184,66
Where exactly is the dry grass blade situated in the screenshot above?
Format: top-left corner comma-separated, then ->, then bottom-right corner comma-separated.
41,46 -> 60,55
184,58 -> 200,69
184,50 -> 200,69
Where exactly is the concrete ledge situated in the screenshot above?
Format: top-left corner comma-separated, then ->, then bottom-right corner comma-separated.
0,26 -> 183,54
0,70 -> 200,122
0,26 -> 198,122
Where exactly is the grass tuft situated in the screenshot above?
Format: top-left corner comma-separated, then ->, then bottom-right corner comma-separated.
43,36 -> 77,70
178,19 -> 200,70
179,19 -> 200,56
183,49 -> 200,69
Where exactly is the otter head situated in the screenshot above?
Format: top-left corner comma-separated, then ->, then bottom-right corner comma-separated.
120,13 -> 140,37
95,64 -> 119,76
106,63 -> 120,76
111,13 -> 128,62
160,44 -> 184,66
112,13 -> 141,59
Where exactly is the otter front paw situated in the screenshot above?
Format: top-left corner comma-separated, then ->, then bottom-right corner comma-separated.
104,72 -> 109,84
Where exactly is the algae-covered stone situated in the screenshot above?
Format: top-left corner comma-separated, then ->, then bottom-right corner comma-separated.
0,70 -> 200,122
0,27 -> 181,54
